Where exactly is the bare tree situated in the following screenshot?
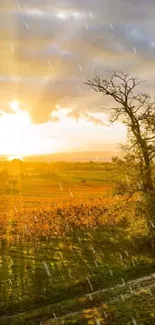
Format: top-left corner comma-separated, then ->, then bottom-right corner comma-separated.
85,71 -> 155,192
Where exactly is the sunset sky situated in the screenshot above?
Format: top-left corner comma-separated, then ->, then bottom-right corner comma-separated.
0,0 -> 155,157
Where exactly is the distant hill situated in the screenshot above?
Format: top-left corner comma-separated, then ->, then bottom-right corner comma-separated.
22,151 -> 119,162
0,151 -> 122,163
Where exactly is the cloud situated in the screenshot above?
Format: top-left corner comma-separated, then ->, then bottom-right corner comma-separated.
0,0 -> 154,125
67,109 -> 110,126
50,115 -> 60,123
86,114 -> 110,126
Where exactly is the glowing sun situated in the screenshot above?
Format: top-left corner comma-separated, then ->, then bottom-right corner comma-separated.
0,99 -> 38,158
10,99 -> 21,113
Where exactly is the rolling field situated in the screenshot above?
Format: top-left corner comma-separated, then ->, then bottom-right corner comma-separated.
0,161 -> 155,324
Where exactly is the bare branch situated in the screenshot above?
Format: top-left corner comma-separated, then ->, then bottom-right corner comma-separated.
85,70 -> 155,191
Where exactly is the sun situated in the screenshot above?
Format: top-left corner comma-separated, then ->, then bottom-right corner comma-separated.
10,99 -> 21,113
8,99 -> 31,127
0,99 -> 34,158
7,154 -> 24,161
0,100 -> 60,158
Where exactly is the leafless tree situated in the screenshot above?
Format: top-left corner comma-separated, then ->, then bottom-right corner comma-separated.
85,71 -> 155,192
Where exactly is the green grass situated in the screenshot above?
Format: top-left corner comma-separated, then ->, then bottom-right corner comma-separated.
0,223 -> 155,325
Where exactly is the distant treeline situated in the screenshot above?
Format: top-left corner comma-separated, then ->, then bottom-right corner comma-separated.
0,159 -> 116,176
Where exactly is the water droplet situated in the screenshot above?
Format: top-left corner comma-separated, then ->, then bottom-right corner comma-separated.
122,278 -> 125,286
68,269 -> 72,278
25,22 -> 30,30
94,260 -> 98,267
85,22 -> 89,29
132,258 -> 136,267
78,64 -> 83,72
121,294 -> 125,301
59,184 -> 63,192
104,311 -> 107,318
131,317 -> 137,325
53,312 -> 57,319
133,47 -> 137,54
9,44 -> 14,53
42,261 -> 51,277
89,293 -> 93,300
48,60 -> 52,68
119,253 -> 123,260
150,220 -> 154,228
87,276 -> 93,291
89,11 -> 94,18
17,1 -> 21,10
69,190 -> 74,198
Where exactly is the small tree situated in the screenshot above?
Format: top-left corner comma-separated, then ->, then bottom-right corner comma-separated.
85,71 -> 155,193
111,153 -> 143,195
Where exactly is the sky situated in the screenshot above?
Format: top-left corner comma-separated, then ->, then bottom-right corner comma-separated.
0,0 -> 155,157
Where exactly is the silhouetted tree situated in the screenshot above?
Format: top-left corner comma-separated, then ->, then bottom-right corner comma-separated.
85,71 -> 155,193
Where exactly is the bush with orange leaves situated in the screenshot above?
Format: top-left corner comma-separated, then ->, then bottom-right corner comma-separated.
0,193 -> 148,248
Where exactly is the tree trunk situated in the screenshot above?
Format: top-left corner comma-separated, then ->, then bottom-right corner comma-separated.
130,123 -> 154,192
143,169 -> 154,192
143,150 -> 154,192
145,192 -> 155,248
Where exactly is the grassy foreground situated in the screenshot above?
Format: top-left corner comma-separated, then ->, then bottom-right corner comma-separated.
0,194 -> 155,325
0,162 -> 155,324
